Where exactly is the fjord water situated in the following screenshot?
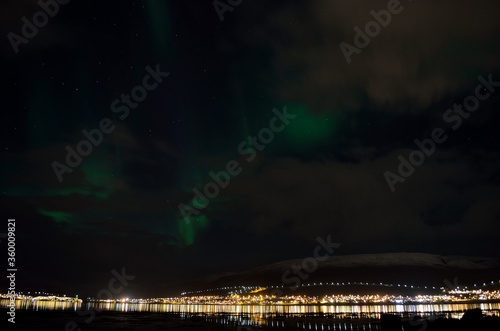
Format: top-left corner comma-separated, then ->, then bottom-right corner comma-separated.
2,299 -> 500,329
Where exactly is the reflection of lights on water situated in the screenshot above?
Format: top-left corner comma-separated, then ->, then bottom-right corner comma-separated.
1,298 -> 500,328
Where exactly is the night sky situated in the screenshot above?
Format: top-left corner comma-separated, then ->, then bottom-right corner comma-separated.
1,0 -> 500,298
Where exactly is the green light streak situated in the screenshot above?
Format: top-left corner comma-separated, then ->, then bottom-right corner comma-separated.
38,209 -> 72,223
143,0 -> 172,57
177,214 -> 208,246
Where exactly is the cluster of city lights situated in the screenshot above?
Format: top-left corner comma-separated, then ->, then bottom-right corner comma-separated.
1,280 -> 499,305
78,289 -> 499,305
1,290 -> 499,305
181,279 -> 500,296
0,293 -> 81,302
181,285 -> 263,296
155,289 -> 500,305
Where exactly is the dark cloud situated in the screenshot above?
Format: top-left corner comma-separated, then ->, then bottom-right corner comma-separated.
242,0 -> 500,113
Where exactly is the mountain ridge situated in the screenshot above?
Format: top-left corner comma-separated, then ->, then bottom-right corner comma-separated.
178,252 -> 500,294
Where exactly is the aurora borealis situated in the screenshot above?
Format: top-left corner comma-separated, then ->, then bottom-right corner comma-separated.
1,0 -> 500,298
